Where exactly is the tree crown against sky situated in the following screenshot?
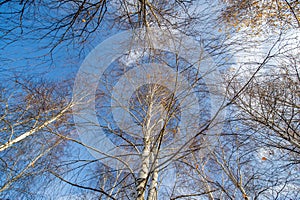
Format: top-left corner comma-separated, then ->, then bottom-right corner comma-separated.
0,0 -> 299,199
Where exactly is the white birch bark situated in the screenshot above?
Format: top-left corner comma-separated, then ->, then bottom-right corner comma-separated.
136,98 -> 154,200
147,150 -> 159,200
0,140 -> 61,193
0,103 -> 72,152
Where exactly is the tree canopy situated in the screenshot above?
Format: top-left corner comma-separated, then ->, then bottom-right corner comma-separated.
0,0 -> 299,199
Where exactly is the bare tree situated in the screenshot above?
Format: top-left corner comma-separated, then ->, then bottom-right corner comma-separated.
0,77 -> 73,199
0,0 -> 200,54
1,0 -> 299,199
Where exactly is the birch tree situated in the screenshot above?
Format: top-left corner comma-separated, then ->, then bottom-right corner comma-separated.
0,78 -> 73,199
0,0 -> 200,54
2,0 -> 299,199
221,0 -> 300,33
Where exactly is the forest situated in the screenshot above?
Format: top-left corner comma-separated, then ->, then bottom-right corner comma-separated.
0,0 -> 299,199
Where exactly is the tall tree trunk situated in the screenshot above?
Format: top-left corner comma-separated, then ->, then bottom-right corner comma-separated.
136,138 -> 151,200
147,150 -> 159,200
136,99 -> 154,200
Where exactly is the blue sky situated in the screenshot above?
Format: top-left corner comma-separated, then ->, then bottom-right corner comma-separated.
0,0 -> 299,199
